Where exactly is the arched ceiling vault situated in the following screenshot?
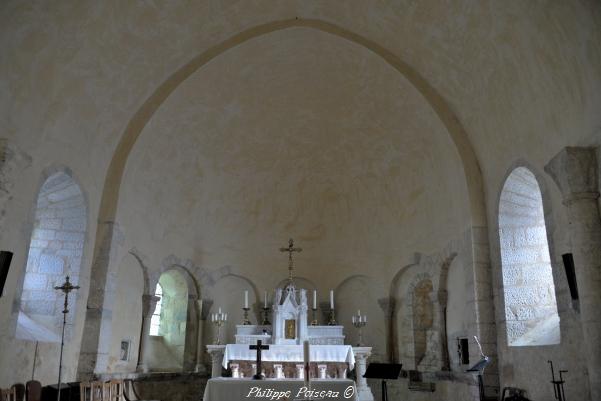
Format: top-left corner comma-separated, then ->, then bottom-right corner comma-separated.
95,18 -> 486,256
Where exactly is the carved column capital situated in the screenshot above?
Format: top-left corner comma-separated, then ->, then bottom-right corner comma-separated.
206,344 -> 226,378
142,294 -> 160,317
377,297 -> 395,317
200,299 -> 213,320
545,147 -> 600,204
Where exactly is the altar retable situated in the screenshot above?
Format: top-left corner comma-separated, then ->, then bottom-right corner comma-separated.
204,240 -> 375,401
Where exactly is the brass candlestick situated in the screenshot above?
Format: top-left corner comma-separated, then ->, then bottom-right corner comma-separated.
242,307 -> 251,325
261,307 -> 271,325
327,309 -> 337,326
311,307 -> 318,326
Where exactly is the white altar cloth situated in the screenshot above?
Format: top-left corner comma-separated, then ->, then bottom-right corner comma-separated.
203,378 -> 358,401
223,344 -> 355,370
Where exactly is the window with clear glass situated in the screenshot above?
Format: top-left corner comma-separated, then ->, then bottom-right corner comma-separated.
149,283 -> 163,336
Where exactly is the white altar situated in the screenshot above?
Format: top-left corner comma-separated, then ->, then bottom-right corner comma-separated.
223,344 -> 355,369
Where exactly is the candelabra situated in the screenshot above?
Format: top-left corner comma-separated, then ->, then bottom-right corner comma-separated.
242,307 -> 251,325
261,306 -> 271,325
352,313 -> 367,346
327,308 -> 337,326
311,307 -> 318,326
211,310 -> 227,344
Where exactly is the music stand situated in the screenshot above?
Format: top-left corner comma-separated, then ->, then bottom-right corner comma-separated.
363,363 -> 402,401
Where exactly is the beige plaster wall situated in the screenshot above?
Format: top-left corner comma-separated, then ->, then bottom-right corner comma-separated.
105,254 -> 143,373
0,2 -> 599,398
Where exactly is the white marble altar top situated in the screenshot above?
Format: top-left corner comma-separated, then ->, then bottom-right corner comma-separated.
223,344 -> 355,370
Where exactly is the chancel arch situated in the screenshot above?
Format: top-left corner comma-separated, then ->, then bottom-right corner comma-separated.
78,17 -> 492,381
498,166 -> 560,346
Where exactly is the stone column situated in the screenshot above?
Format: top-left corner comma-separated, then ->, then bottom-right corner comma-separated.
206,344 -> 226,378
377,297 -> 395,362
352,347 -> 374,401
136,294 -> 160,373
0,139 -> 31,237
545,147 -> 601,400
77,221 -> 125,379
437,287 -> 450,371
195,298 -> 212,373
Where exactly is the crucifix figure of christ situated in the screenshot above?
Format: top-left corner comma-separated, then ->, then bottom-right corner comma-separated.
280,238 -> 302,282
250,340 -> 270,380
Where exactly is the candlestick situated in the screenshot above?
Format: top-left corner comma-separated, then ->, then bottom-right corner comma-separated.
242,307 -> 251,325
327,308 -> 337,326
311,307 -> 318,326
261,306 -> 271,325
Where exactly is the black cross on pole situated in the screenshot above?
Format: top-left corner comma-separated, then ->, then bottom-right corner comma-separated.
249,340 -> 270,380
54,276 -> 79,401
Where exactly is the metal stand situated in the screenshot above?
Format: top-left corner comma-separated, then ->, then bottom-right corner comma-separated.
548,360 -> 567,401
54,276 -> 79,401
261,307 -> 271,325
310,307 -> 318,326
381,380 -> 388,401
242,307 -> 251,325
327,309 -> 337,326
467,336 -> 491,401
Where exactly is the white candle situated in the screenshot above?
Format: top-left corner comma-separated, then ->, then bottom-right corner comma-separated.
357,309 -> 361,316
330,290 -> 334,309
313,290 -> 317,309
218,307 -> 222,314
264,291 -> 268,308
244,291 -> 249,309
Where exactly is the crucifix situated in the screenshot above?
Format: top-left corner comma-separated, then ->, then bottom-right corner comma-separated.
249,340 -> 270,380
279,238 -> 302,282
54,276 -> 80,401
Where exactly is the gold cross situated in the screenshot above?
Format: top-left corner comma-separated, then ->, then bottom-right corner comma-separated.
279,238 -> 302,281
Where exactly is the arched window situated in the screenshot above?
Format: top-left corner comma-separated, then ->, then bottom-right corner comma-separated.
17,171 -> 87,342
149,283 -> 163,336
499,167 -> 560,346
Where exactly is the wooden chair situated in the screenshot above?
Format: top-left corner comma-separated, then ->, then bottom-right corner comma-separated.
90,382 -> 104,401
25,381 -> 41,401
0,387 -> 17,401
11,384 -> 24,401
79,382 -> 91,401
108,380 -> 124,401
